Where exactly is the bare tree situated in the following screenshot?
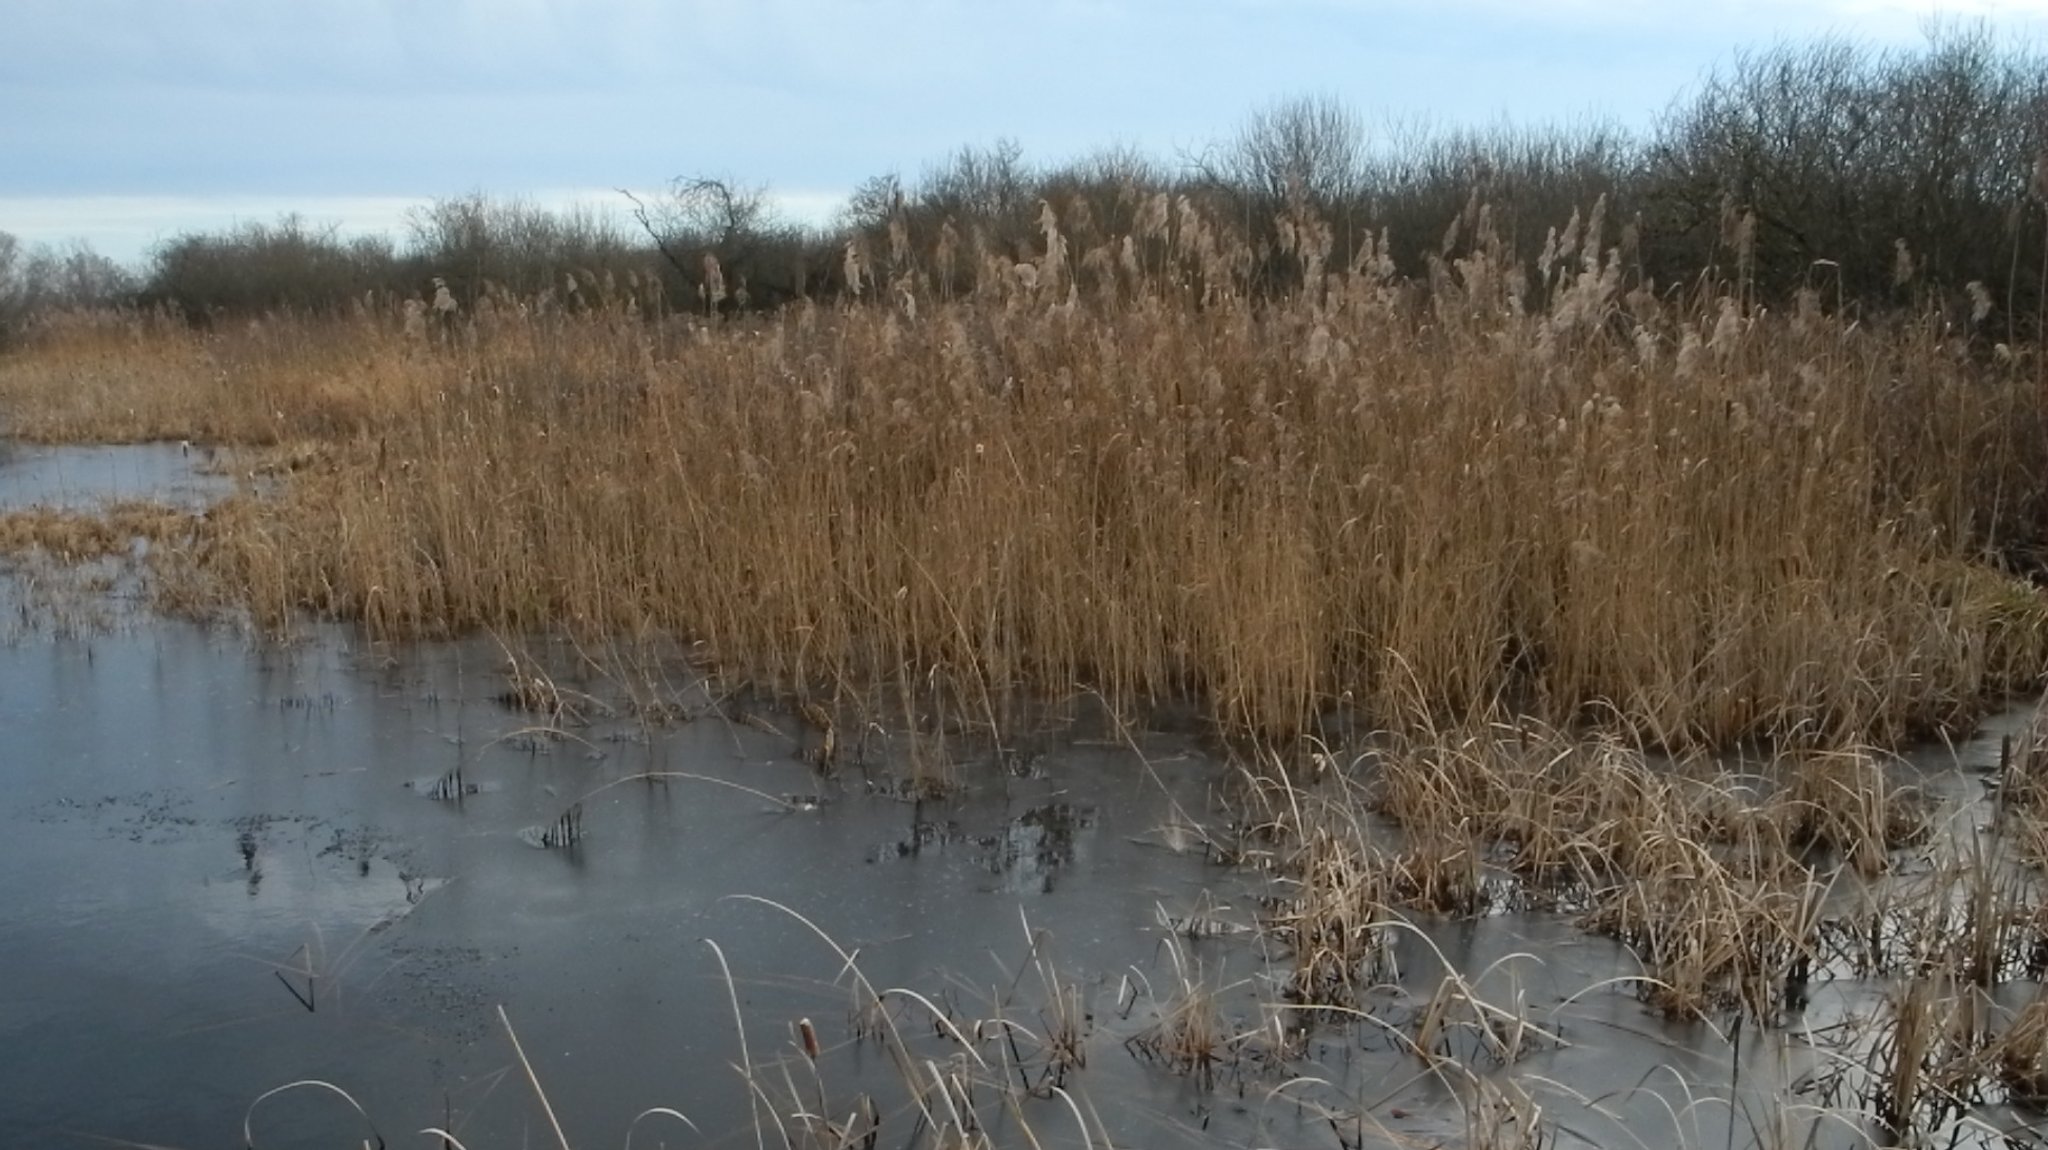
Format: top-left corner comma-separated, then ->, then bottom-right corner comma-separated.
624,175 -> 807,310
148,216 -> 398,315
624,176 -> 778,268
839,171 -> 905,235
1639,25 -> 2048,322
1209,94 -> 1367,208
919,138 -> 1031,223
405,195 -> 638,302
666,176 -> 774,248
0,231 -> 26,344
0,234 -> 134,345
39,240 -> 132,307
0,231 -> 22,302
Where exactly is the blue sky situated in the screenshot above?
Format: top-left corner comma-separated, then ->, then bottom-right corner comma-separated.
4,0 -> 2046,265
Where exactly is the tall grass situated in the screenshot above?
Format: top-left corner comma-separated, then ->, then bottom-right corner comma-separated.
4,195 -> 2046,750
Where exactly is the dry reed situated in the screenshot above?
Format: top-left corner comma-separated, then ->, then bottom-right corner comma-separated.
6,200 -> 2046,750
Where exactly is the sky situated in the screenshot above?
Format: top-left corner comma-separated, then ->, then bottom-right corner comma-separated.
4,0 -> 2047,267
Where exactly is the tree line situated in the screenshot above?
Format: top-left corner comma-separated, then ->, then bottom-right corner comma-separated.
6,27 -> 2048,343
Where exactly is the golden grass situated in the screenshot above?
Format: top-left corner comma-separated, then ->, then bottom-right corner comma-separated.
1994,986 -> 2048,1106
1213,720 -> 1962,1022
0,501 -> 199,562
4,201 -> 2046,751
0,309 -> 424,445
0,500 -> 204,639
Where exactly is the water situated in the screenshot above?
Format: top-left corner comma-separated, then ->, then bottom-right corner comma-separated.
0,626 -> 1287,1146
3,443 -> 2044,1149
0,441 -> 237,511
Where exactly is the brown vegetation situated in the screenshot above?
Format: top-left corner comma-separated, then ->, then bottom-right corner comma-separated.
4,190 -> 2046,753
0,499 -> 198,562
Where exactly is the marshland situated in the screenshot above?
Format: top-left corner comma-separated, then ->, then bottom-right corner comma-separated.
12,27 -> 2048,1150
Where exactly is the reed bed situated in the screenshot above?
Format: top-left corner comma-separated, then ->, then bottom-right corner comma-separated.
1176,708 -> 2048,1144
6,201 -> 2048,753
1220,719 -> 2005,1023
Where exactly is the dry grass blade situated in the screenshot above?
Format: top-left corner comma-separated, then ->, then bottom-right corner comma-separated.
1045,1085 -> 1095,1150
704,938 -> 767,1150
1994,987 -> 2048,1105
572,770 -> 804,813
60,1133 -> 195,1150
241,1078 -> 385,1149
722,893 -> 959,1133
498,1005 -> 573,1150
1125,934 -> 1235,1085
623,1107 -> 702,1148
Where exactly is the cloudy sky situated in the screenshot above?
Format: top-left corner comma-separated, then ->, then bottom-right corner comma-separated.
4,0 -> 2045,265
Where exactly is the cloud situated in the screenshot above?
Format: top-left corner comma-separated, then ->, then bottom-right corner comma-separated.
0,193 -> 432,265
4,0 -> 2046,256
